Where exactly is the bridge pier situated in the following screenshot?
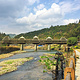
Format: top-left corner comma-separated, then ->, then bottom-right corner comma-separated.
20,44 -> 24,51
34,44 -> 37,51
48,44 -> 51,51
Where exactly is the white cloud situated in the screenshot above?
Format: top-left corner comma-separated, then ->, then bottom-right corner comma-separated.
16,1 -> 80,34
37,4 -> 45,10
34,4 -> 45,12
16,3 -> 63,30
59,1 -> 80,15
63,19 -> 79,24
0,0 -> 39,18
27,0 -> 40,5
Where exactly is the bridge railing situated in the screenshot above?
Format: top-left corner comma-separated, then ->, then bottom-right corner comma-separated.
64,50 -> 76,80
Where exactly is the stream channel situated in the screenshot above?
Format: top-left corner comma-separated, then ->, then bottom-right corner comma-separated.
0,49 -> 57,80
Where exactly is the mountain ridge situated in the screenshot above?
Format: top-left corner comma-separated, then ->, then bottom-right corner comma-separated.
15,22 -> 80,40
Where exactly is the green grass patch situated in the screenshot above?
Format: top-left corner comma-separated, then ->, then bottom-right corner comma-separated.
47,65 -> 51,70
5,61 -> 14,64
43,70 -> 47,73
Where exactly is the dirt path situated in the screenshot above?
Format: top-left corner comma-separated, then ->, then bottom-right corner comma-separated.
75,50 -> 80,80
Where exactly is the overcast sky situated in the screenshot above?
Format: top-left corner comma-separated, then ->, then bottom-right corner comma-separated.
0,0 -> 80,34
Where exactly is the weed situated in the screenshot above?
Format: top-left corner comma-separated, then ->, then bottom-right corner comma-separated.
39,59 -> 42,62
43,70 -> 47,73
47,65 -> 51,70
5,61 -> 14,64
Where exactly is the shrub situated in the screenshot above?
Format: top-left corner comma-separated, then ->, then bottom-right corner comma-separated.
74,46 -> 79,49
51,47 -> 55,50
70,48 -> 73,52
44,60 -> 46,62
43,70 -> 47,73
39,59 -> 42,62
67,37 -> 77,46
47,65 -> 51,69
45,62 -> 50,66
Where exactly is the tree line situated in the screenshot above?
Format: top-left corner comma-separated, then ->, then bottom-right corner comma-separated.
15,22 -> 80,40
0,21 -> 80,41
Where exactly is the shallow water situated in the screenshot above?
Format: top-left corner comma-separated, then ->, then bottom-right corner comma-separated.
0,49 -> 57,80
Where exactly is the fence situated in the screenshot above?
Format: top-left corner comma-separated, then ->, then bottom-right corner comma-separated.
64,50 -> 76,80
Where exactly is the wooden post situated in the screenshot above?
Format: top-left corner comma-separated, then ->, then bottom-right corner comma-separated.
64,67 -> 75,80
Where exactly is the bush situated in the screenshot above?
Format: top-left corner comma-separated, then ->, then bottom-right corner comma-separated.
70,48 -> 73,52
75,46 -> 78,49
39,59 -> 42,62
74,45 -> 80,49
67,37 -> 77,46
47,65 -> 51,69
43,70 -> 47,73
51,47 -> 55,50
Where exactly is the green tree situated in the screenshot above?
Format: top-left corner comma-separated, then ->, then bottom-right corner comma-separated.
67,37 -> 77,46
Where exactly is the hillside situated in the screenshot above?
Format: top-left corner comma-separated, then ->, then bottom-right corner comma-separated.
15,22 -> 80,40
7,34 -> 16,38
0,33 -> 6,41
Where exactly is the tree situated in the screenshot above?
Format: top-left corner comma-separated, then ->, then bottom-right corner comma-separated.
67,37 -> 77,46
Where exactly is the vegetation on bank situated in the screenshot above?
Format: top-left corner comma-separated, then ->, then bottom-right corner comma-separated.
0,33 -> 6,41
0,57 -> 33,75
38,40 -> 80,72
0,46 -> 20,54
39,54 -> 56,72
67,37 -> 77,46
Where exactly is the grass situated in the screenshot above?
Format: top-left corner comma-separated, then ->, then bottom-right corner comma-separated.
0,57 -> 33,75
0,53 -> 14,59
43,70 -> 47,73
5,61 -> 15,64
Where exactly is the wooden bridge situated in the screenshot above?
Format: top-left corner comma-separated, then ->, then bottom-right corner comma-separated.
0,36 -> 67,51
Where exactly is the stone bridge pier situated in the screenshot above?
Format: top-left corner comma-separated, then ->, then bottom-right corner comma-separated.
20,44 -> 24,51
46,37 -> 52,51
19,36 -> 25,51
48,44 -> 51,51
33,36 -> 39,51
34,44 -> 37,51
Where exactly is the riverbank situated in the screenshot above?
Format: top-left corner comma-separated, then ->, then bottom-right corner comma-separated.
0,50 -> 27,59
0,46 -> 20,54
0,57 -> 33,75
0,50 -> 54,80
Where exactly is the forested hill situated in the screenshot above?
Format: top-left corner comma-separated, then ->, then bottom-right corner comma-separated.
15,22 -> 80,40
0,33 -> 6,41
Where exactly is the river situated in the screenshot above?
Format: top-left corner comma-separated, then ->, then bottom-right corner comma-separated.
0,49 -> 57,80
